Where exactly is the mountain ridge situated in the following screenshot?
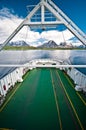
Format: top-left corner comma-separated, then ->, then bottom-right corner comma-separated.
8,40 -> 29,46
38,40 -> 58,48
5,40 -> 85,49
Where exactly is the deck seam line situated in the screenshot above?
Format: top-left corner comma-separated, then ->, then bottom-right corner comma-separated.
50,69 -> 62,130
55,70 -> 80,129
57,70 -> 84,130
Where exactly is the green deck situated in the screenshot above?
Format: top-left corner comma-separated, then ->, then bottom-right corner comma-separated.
0,68 -> 86,130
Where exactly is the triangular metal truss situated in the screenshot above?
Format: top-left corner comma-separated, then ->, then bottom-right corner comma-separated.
1,0 -> 86,50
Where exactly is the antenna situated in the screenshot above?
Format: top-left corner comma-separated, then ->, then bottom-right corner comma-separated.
26,5 -> 36,13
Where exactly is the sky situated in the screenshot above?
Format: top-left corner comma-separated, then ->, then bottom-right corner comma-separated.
0,0 -> 86,46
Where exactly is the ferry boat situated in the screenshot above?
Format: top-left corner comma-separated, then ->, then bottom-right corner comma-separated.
0,0 -> 86,130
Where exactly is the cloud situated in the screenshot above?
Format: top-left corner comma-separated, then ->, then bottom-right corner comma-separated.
41,30 -> 75,44
0,7 -> 82,46
0,8 -> 17,19
0,8 -> 24,44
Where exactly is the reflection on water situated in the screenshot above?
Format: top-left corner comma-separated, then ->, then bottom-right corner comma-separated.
0,50 -> 86,78
69,50 -> 86,75
0,50 -> 72,64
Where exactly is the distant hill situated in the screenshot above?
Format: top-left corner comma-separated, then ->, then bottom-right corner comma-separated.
38,40 -> 58,48
8,40 -> 29,46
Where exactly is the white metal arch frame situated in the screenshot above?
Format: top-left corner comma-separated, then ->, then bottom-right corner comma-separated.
0,0 -> 86,51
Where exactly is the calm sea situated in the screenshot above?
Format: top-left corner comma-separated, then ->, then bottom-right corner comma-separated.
0,50 -> 86,78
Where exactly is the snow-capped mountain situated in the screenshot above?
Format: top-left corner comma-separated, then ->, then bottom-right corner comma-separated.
8,41 -> 29,46
38,40 -> 58,48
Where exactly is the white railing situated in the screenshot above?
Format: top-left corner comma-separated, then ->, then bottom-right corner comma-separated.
0,64 -> 86,68
67,67 -> 86,92
0,58 -> 86,101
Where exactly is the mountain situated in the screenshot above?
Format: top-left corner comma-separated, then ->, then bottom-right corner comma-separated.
38,40 -> 58,48
8,40 -> 29,46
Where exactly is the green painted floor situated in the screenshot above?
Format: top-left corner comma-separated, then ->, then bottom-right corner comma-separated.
0,68 -> 86,130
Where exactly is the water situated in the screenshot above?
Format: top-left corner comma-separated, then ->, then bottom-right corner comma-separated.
0,50 -> 86,78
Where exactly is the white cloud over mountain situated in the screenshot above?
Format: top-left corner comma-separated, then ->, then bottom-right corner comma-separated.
0,7 -> 82,46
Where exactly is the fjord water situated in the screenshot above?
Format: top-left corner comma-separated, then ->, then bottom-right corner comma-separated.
0,50 -> 86,78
